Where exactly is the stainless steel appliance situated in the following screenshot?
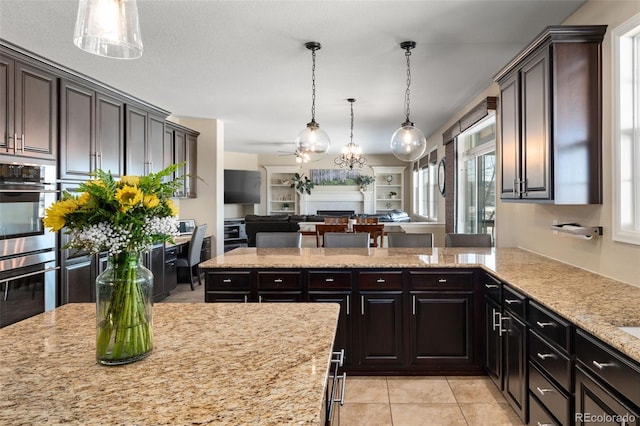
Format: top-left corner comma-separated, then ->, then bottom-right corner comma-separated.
0,162 -> 58,326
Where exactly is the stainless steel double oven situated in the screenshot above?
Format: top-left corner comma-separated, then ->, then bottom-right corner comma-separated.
0,162 -> 57,327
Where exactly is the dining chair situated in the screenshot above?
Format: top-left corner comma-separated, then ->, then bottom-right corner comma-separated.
324,217 -> 350,224
355,217 -> 379,224
315,224 -> 349,247
256,232 -> 302,248
353,224 -> 385,247
444,233 -> 492,247
175,223 -> 208,290
323,232 -> 370,248
386,232 -> 433,248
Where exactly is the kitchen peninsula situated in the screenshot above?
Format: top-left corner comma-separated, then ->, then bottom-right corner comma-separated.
0,303 -> 339,425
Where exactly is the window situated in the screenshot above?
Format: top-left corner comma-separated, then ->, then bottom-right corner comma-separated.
613,13 -> 640,245
456,114 -> 496,240
413,149 -> 438,220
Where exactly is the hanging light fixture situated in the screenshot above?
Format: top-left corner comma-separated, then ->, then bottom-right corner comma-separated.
73,0 -> 144,59
335,98 -> 367,170
390,41 -> 426,162
295,42 -> 330,162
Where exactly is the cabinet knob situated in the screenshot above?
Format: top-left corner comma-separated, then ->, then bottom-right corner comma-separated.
273,278 -> 283,283
222,278 -> 232,283
325,278 -> 334,282
438,278 -> 447,283
376,278 -> 385,283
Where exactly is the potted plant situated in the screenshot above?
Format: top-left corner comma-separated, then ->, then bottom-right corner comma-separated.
356,174 -> 376,191
282,202 -> 290,210
290,173 -> 314,195
389,191 -> 397,199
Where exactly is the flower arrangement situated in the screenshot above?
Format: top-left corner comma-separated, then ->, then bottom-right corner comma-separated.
291,172 -> 314,195
44,164 -> 183,365
356,174 -> 376,190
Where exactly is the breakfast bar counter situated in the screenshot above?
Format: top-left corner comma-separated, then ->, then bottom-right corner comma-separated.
200,247 -> 640,365
0,303 -> 339,425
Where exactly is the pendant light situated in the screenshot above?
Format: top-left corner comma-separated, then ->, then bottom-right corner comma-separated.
295,42 -> 330,162
390,41 -> 426,162
73,0 -> 144,59
335,99 -> 367,170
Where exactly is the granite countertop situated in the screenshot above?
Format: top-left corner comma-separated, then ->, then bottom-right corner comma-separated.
0,303 -> 339,425
200,247 -> 640,365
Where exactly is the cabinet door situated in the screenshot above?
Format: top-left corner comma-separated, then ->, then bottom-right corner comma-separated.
499,71 -> 520,199
258,292 -> 303,302
148,114 -> 165,174
14,61 -> 57,160
96,92 -> 124,178
309,291 -> 352,368
575,366 -> 640,426
59,79 -> 95,180
409,291 -> 474,367
163,126 -> 174,177
0,55 -> 13,153
125,105 -> 147,176
173,129 -> 187,196
205,292 -> 250,303
485,296 -> 502,389
149,246 -> 165,302
503,312 -> 528,422
358,292 -> 403,367
61,255 -> 95,303
520,49 -> 551,200
186,131 -> 198,197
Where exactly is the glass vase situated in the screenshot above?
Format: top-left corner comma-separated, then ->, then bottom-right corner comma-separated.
96,252 -> 153,365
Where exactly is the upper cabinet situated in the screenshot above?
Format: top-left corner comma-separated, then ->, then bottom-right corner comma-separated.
166,121 -> 199,198
494,26 -> 606,204
125,104 -> 167,176
59,78 -> 125,180
0,53 -> 57,161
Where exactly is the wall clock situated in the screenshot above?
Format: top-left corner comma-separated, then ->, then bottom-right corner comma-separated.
437,158 -> 446,196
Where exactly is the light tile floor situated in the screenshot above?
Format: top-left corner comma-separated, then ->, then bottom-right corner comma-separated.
162,282 -> 525,425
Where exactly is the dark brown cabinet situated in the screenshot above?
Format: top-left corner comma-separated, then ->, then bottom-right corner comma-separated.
358,291 -> 403,367
149,245 -> 165,302
59,79 -> 125,180
166,121 -> 199,198
495,25 -> 606,204
61,256 -> 95,303
0,54 -> 57,161
503,310 -> 527,422
125,105 -> 167,176
204,271 -> 251,303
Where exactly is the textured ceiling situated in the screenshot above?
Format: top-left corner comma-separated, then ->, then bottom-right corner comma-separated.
0,0 -> 585,155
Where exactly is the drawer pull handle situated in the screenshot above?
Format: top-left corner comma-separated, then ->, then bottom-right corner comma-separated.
346,295 -> 350,316
536,321 -> 555,328
485,283 -> 499,289
273,279 -> 283,283
536,386 -> 554,395
538,422 -> 554,426
592,360 -> 615,370
504,299 -> 520,305
438,278 -> 447,283
376,278 -> 386,283
222,279 -> 232,283
325,278 -> 334,282
536,352 -> 555,360
244,295 -> 248,303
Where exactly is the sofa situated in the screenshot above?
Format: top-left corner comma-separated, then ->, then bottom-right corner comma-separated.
244,210 -> 410,247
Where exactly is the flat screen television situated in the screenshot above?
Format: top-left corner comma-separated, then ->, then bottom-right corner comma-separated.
224,169 -> 261,204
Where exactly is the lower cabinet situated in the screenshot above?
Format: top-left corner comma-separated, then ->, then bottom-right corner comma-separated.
358,291 -> 404,367
502,306 -> 528,422
485,295 -> 502,388
60,254 -> 96,303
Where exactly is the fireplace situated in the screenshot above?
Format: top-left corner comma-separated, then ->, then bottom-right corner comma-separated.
316,210 -> 356,217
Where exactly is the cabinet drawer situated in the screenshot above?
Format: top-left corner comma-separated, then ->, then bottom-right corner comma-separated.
482,273 -> 501,302
529,392 -> 560,426
257,271 -> 301,290
358,271 -> 402,290
502,285 -> 526,319
408,270 -> 473,290
206,271 -> 251,290
529,362 -> 571,426
308,271 -> 352,289
529,300 -> 572,352
529,330 -> 572,391
576,329 -> 640,407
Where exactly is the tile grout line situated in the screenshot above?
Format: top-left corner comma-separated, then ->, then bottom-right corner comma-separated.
446,377 -> 471,426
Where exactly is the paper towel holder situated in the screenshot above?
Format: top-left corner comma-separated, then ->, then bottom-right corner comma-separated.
551,223 -> 603,238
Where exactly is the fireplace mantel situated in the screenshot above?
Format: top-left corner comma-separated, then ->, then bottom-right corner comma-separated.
299,187 -> 373,215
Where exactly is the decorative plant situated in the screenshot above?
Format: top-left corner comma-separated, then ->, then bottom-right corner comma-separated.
356,174 -> 376,190
389,191 -> 397,198
282,202 -> 290,210
291,172 -> 314,195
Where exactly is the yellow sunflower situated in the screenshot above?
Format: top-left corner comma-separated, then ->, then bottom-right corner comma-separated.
43,198 -> 79,232
120,175 -> 140,187
116,185 -> 144,212
143,194 -> 160,209
165,199 -> 179,216
76,192 -> 91,206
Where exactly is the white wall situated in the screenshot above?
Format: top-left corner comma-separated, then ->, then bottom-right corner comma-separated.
432,1 -> 640,287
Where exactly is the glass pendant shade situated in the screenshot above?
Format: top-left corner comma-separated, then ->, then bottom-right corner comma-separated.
73,0 -> 144,59
390,122 -> 426,162
295,122 -> 330,162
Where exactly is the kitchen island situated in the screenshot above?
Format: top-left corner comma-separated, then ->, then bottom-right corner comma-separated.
200,247 -> 640,365
0,303 -> 339,425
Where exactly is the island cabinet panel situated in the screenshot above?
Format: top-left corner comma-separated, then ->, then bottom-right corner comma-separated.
204,270 -> 251,303
357,291 -> 404,367
257,271 -> 302,302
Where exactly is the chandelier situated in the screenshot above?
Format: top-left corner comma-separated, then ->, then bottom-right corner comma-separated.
295,42 -> 330,162
390,41 -> 426,162
335,98 -> 367,170
73,0 -> 144,59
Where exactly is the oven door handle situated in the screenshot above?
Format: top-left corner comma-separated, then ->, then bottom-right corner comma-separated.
0,189 -> 59,194
0,266 -> 60,285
